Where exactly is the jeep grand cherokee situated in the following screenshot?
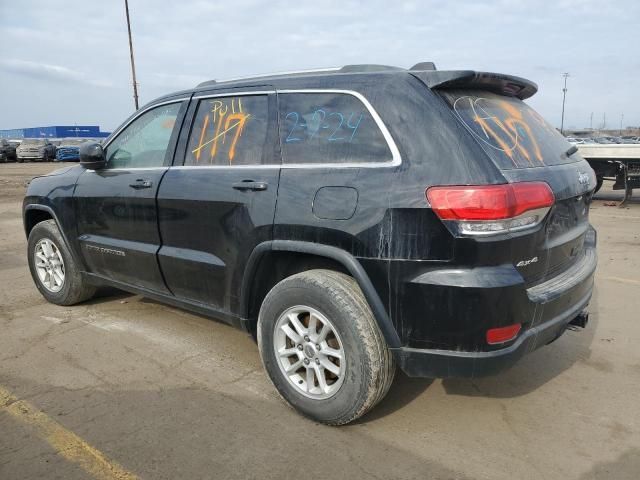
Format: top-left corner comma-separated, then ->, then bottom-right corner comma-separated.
23,63 -> 597,425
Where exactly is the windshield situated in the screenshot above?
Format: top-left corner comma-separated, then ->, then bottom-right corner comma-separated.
59,139 -> 85,146
22,139 -> 46,145
439,90 -> 579,170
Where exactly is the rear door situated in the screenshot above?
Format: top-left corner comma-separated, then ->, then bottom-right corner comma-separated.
437,89 -> 596,284
74,99 -> 188,292
156,88 -> 280,315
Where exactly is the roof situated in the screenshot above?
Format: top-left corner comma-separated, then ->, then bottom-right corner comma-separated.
190,62 -> 537,100
194,62 -> 433,89
146,62 -> 538,110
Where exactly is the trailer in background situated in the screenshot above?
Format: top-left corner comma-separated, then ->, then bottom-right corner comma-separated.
578,144 -> 640,206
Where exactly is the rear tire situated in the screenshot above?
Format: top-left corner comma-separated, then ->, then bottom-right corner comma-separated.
258,269 -> 395,425
27,220 -> 96,305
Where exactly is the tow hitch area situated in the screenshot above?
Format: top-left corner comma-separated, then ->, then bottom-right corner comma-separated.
568,311 -> 589,330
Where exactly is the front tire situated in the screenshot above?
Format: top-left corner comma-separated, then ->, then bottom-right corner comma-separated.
27,220 -> 96,305
258,269 -> 395,425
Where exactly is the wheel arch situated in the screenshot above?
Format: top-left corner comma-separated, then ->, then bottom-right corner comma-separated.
23,204 -> 82,267
241,240 -> 401,348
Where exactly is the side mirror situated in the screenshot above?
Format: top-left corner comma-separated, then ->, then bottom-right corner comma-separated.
79,142 -> 106,169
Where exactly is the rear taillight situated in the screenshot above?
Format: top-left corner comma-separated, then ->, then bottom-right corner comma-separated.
426,182 -> 554,236
486,323 -> 522,345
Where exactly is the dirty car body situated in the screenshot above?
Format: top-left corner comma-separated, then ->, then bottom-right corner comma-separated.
23,64 -> 597,383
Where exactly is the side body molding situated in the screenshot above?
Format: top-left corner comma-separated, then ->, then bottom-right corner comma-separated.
241,240 -> 402,349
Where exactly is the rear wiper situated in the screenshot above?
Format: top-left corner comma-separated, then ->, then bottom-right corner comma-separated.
565,145 -> 579,157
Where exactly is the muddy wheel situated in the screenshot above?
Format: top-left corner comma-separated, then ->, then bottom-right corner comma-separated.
27,220 -> 96,305
258,269 -> 395,425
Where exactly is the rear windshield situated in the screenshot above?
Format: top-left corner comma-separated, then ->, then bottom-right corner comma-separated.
439,90 -> 578,170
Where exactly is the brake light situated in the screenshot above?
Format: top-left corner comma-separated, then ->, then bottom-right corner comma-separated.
486,323 -> 521,345
426,182 -> 554,235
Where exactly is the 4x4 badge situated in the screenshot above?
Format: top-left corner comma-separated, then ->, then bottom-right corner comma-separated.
516,256 -> 538,267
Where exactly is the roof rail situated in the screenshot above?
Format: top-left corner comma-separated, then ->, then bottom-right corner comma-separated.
196,67 -> 341,87
339,64 -> 404,73
410,62 -> 437,71
195,62 -> 437,87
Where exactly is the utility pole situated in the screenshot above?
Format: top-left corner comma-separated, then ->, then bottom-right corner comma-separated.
620,113 -> 624,135
590,112 -> 593,130
124,0 -> 139,110
560,72 -> 569,135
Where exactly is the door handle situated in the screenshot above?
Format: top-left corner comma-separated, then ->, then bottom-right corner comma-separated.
129,179 -> 153,189
232,180 -> 268,191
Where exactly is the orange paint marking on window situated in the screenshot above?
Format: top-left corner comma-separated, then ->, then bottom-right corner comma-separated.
474,115 -> 519,167
191,98 -> 252,164
506,118 -> 543,165
161,118 -> 176,129
498,100 -> 543,164
210,109 -> 227,159
194,114 -> 210,162
223,113 -> 251,164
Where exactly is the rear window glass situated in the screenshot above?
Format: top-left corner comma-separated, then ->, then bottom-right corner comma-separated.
278,92 -> 392,165
439,90 -> 578,169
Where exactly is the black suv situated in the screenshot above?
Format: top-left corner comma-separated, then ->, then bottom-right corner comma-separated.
0,139 -> 17,162
23,64 -> 597,425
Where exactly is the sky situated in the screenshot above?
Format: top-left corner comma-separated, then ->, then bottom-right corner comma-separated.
0,0 -> 638,132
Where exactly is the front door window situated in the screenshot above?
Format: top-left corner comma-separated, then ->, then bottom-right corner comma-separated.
106,103 -> 181,169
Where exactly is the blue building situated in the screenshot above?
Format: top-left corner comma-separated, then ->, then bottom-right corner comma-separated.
0,125 -> 111,139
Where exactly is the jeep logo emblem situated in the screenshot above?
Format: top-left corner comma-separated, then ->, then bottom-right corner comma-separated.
578,172 -> 589,186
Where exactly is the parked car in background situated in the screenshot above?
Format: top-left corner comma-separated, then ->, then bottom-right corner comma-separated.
16,139 -> 56,162
55,139 -> 86,162
593,137 -> 614,144
0,139 -> 18,162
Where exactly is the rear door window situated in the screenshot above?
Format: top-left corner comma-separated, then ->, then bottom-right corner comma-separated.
439,90 -> 578,170
278,92 -> 393,165
185,95 -> 272,166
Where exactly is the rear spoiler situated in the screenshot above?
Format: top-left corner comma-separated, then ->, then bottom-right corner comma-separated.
410,70 -> 538,100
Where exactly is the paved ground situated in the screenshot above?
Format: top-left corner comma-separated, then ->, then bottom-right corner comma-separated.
1,162 -> 639,480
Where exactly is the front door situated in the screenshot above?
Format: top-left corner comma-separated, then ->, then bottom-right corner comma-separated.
156,90 -> 280,316
74,100 -> 187,292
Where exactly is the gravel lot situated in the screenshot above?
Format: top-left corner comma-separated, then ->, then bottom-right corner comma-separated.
1,162 -> 639,480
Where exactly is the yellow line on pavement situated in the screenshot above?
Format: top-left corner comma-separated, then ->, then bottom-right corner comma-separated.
0,385 -> 138,480
600,276 -> 640,286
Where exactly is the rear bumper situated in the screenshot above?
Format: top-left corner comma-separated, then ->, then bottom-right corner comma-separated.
389,227 -> 597,378
391,288 -> 592,377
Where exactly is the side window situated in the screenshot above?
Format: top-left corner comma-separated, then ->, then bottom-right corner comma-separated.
185,95 -> 271,166
278,92 -> 392,164
106,102 -> 181,169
